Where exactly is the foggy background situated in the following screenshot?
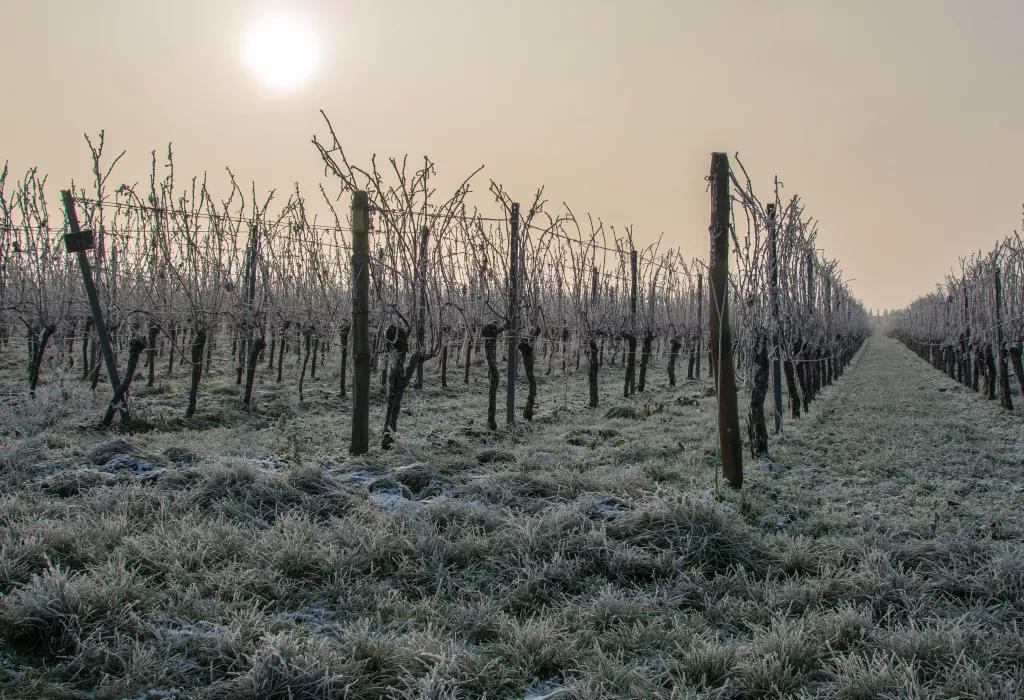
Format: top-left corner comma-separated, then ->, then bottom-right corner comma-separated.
3,0 -> 1023,311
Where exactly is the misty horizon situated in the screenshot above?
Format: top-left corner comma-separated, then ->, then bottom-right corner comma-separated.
4,0 -> 1024,310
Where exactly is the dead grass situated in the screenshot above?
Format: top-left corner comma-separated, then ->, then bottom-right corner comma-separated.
0,336 -> 1022,697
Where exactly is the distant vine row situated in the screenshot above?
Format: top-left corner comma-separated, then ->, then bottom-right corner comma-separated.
889,227 -> 1024,409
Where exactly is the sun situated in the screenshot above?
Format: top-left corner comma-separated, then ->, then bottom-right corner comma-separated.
243,15 -> 318,89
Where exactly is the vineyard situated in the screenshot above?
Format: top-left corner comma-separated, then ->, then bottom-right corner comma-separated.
0,127 -> 1022,699
0,127 -> 868,459
888,230 -> 1024,409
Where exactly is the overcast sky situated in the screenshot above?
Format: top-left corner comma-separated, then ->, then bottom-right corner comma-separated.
3,0 -> 1023,311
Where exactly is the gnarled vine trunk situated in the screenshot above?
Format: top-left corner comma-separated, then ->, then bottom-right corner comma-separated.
518,327 -> 540,420
338,324 -> 350,397
146,321 -> 160,387
27,323 -> 57,397
622,332 -> 637,397
381,325 -> 423,450
186,327 -> 207,419
637,331 -> 654,392
243,335 -> 266,408
747,337 -> 770,458
102,337 -> 146,426
588,338 -> 599,407
276,321 -> 289,383
482,323 -> 499,430
668,337 -> 682,386
784,359 -> 800,419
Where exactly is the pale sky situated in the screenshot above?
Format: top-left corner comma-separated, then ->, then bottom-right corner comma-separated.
3,0 -> 1023,312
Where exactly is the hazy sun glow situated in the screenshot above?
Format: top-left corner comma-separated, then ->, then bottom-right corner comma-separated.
243,15 -> 317,89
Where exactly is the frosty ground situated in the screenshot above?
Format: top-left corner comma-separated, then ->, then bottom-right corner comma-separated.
0,334 -> 1022,698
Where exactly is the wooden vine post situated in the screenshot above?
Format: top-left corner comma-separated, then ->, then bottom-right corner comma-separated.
994,262 -> 1013,410
624,249 -> 638,397
824,274 -> 834,384
767,203 -> 783,433
61,190 -> 129,425
962,282 -> 972,388
506,203 -> 519,427
797,250 -> 814,411
587,265 -> 600,406
695,273 -> 703,379
242,223 -> 263,407
708,153 -> 743,489
350,191 -> 371,455
414,226 -> 429,390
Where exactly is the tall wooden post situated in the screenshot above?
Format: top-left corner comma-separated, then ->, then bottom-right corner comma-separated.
414,226 -> 429,389
237,224 -> 259,385
241,223 -> 263,405
963,282 -> 972,387
630,250 -> 638,320
506,203 -> 520,427
350,191 -> 371,455
708,154 -> 743,489
804,249 -> 817,401
806,251 -> 815,315
944,293 -> 953,379
994,264 -> 1013,410
767,203 -> 783,433
626,249 -> 638,396
247,224 -> 259,314
61,190 -> 127,423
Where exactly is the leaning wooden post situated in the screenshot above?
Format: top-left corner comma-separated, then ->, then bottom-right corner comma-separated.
506,203 -> 520,427
767,203 -> 783,433
708,153 -> 743,489
350,191 -> 371,455
61,190 -> 126,424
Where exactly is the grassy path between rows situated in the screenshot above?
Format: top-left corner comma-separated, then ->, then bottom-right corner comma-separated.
757,333 -> 1024,542
0,333 -> 1022,699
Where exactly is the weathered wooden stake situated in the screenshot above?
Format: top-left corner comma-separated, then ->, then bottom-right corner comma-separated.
350,191 -> 371,455
767,203 -> 783,433
414,226 -> 429,390
624,250 -> 638,397
708,154 -> 743,489
994,265 -> 1013,410
237,224 -> 260,385
506,203 -> 520,427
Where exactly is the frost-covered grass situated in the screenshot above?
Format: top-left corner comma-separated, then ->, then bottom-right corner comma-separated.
0,336 -> 1022,698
